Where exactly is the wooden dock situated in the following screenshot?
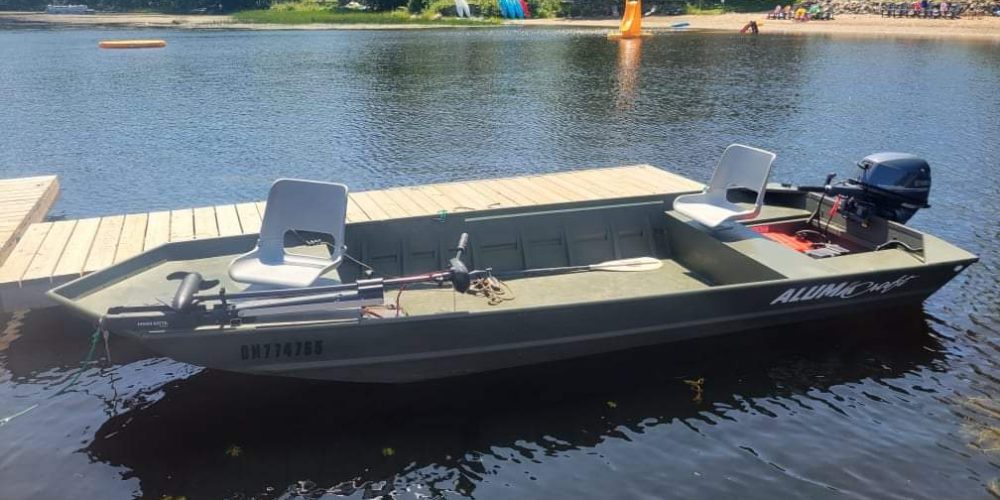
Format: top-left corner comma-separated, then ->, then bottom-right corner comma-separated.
0,165 -> 702,312
0,175 -> 59,266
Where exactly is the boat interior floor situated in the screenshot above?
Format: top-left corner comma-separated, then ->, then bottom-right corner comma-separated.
397,258 -> 711,316
73,252 -> 713,319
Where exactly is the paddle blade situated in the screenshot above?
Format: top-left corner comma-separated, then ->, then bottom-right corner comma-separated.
589,257 -> 663,272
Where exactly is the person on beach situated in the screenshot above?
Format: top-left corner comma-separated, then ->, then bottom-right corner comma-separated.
808,3 -> 821,19
782,4 -> 792,18
795,5 -> 807,20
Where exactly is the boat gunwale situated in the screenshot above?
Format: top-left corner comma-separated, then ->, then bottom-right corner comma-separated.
130,255 -> 975,341
47,197 -> 978,331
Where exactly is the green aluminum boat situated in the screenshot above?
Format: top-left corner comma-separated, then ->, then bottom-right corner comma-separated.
48,146 -> 977,383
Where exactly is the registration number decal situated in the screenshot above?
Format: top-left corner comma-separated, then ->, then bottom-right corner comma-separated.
241,341 -> 323,360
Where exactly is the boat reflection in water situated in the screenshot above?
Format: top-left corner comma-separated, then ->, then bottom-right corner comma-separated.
81,308 -> 945,498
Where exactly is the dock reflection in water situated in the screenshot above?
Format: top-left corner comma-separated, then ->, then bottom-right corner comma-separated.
38,309 -> 952,499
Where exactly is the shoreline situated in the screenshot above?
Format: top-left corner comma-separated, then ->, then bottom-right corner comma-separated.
524,13 -> 1000,41
2,11 -> 999,40
0,12 -> 480,30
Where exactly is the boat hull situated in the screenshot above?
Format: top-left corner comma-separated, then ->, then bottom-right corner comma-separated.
47,178 -> 978,384
135,264 -> 963,383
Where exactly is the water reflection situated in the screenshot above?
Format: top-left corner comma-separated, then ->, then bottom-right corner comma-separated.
0,310 -> 154,383
614,39 -> 642,111
2,28 -> 999,498
81,308 -> 944,498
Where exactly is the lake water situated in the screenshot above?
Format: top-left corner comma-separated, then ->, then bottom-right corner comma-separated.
0,27 -> 998,499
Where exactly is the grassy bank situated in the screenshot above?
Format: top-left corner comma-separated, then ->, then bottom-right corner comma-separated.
232,7 -> 500,24
684,5 -> 726,15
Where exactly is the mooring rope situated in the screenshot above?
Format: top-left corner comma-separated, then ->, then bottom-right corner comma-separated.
468,275 -> 515,306
54,326 -> 103,396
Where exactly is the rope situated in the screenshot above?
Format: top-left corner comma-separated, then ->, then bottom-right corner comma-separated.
54,326 -> 103,396
468,275 -> 515,306
290,229 -> 375,277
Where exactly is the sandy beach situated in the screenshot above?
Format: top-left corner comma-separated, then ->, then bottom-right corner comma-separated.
524,12 -> 1000,41
1,11 -> 999,40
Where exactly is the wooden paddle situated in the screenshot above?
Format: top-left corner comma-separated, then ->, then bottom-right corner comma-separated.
489,257 -> 663,278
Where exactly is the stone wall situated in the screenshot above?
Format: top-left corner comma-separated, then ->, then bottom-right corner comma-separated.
828,0 -> 998,14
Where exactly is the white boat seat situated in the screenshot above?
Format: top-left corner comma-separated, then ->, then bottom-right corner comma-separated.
229,179 -> 349,288
673,144 -> 776,228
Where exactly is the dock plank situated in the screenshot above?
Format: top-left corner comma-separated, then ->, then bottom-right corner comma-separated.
114,213 -> 149,264
363,191 -> 410,219
550,170 -> 620,199
381,189 -> 428,217
345,197 -> 369,224
523,176 -> 576,203
538,173 -> 601,201
492,178 -> 554,206
575,169 -> 643,197
0,175 -> 59,265
22,220 -> 76,281
215,205 -> 242,237
393,187 -> 443,214
477,179 -> 532,206
431,183 -> 485,210
526,175 -> 589,202
462,180 -> 517,208
609,167 -> 676,195
630,165 -> 703,192
144,211 -> 171,251
193,206 -> 219,239
235,203 -> 261,234
349,192 -> 391,221
413,186 -> 464,213
53,217 -> 101,277
83,215 -> 125,273
455,182 -> 510,210
0,223 -> 51,283
170,209 -> 194,242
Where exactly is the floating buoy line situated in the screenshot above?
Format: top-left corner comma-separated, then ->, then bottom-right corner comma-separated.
98,39 -> 167,49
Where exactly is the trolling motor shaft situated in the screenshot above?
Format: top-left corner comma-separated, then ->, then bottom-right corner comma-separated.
101,233 -> 475,332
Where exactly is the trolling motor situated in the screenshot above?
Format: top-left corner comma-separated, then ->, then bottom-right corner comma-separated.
448,232 -> 472,293
797,152 -> 932,225
102,233 -> 475,332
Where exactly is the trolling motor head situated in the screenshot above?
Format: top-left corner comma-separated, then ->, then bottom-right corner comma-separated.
448,233 -> 472,293
802,152 -> 932,225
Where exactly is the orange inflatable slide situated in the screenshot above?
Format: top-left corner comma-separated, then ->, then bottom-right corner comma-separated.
608,0 -> 652,40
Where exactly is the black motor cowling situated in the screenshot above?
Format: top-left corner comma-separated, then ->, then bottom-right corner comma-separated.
842,152 -> 931,224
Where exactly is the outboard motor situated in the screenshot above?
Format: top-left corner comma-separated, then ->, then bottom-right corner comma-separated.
842,153 -> 931,224
801,152 -> 932,225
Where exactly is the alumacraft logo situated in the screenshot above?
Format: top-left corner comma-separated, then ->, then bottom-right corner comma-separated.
770,274 -> 919,305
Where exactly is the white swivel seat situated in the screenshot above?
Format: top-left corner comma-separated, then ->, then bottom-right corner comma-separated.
673,144 -> 776,228
229,179 -> 349,288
